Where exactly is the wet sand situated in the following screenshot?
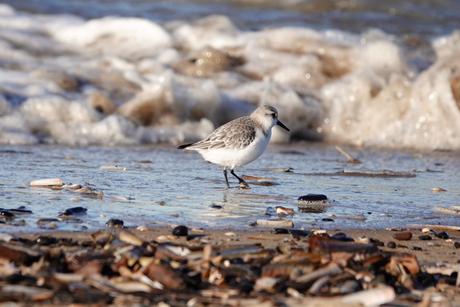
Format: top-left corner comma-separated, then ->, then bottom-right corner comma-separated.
3,225 -> 459,306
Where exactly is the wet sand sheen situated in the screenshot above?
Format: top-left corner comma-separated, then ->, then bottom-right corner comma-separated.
0,143 -> 459,232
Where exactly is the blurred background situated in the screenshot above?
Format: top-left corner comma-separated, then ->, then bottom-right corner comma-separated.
1,0 -> 460,149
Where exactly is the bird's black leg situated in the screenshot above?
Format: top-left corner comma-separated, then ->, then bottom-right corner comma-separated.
223,169 -> 230,187
230,169 -> 249,189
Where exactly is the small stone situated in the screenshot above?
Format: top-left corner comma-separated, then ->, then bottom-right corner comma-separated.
393,232 -> 412,241
387,241 -> 396,248
418,235 -> 432,240
60,207 -> 87,216
289,229 -> 311,238
298,194 -> 328,202
454,241 -> 460,249
273,228 -> 289,234
172,225 -> 188,236
321,218 -> 334,222
331,232 -> 353,241
0,210 -> 15,218
435,231 -> 449,239
105,219 -> 124,228
431,187 -> 446,192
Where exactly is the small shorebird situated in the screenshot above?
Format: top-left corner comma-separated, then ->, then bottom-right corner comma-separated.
178,105 -> 289,188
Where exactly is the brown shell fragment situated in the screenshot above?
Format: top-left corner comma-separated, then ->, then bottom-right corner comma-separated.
0,242 -> 42,266
145,262 -> 186,290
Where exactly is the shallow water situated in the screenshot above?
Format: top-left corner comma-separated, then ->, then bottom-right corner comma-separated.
1,143 -> 459,232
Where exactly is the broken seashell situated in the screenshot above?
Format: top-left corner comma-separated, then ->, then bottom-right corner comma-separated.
100,166 -> 129,170
30,178 -> 62,187
256,219 -> 294,228
275,206 -> 295,216
118,230 -> 143,246
342,285 -> 395,307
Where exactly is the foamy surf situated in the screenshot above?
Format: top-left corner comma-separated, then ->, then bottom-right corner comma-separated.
0,3 -> 459,150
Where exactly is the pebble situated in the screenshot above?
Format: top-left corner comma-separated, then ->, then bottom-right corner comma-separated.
321,218 -> 334,222
297,194 -> 328,202
172,225 -> 188,236
60,207 -> 87,216
431,187 -> 446,192
0,210 -> 15,218
418,235 -> 432,240
273,228 -> 289,234
331,232 -> 354,241
387,241 -> 396,248
393,232 -> 412,241
105,219 -> 124,228
289,229 -> 311,238
137,225 -> 148,231
435,231 -> 449,239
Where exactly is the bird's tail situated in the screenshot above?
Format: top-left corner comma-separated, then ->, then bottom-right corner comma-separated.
177,143 -> 194,149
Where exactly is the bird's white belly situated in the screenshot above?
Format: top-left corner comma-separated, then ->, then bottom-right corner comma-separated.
200,130 -> 271,168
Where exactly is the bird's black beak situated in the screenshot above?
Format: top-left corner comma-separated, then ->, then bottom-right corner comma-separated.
276,120 -> 290,131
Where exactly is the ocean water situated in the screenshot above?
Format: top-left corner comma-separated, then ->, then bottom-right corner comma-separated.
0,143 -> 459,232
0,1 -> 460,149
0,1 -> 459,232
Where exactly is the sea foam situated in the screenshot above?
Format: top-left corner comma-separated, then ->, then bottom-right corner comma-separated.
0,4 -> 459,150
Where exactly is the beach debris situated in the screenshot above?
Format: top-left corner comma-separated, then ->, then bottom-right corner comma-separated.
30,178 -> 63,187
118,230 -> 143,246
59,207 -> 87,216
335,146 -> 361,163
435,231 -> 449,239
0,227 -> 455,306
392,232 -> 412,241
106,218 -> 124,228
275,206 -> 295,216
339,169 -> 415,177
407,224 -> 460,231
433,205 -> 460,215
266,167 -> 293,172
297,194 -> 328,202
0,210 -> 15,220
418,235 -> 432,240
100,165 -> 129,171
256,219 -> 294,228
172,225 -> 188,236
72,186 -> 104,198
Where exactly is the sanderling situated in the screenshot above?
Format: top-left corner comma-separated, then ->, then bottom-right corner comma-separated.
178,105 -> 289,188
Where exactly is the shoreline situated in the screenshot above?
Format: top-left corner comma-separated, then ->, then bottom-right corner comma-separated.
2,225 -> 459,306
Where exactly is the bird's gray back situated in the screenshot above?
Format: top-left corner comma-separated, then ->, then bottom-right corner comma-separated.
187,116 -> 257,151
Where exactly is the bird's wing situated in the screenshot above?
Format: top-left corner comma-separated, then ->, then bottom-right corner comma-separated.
188,117 -> 256,150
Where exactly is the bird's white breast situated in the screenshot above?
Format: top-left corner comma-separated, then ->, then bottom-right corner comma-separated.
199,128 -> 271,168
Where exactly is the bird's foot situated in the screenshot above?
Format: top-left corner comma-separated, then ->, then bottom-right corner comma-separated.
238,181 -> 250,189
